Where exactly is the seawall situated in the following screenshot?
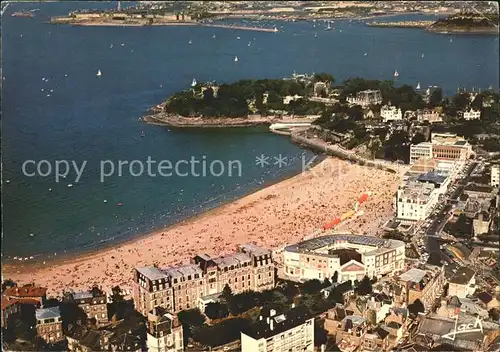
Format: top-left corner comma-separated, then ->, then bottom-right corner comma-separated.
290,131 -> 399,173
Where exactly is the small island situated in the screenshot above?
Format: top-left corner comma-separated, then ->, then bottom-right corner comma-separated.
369,12 -> 499,35
426,12 -> 499,34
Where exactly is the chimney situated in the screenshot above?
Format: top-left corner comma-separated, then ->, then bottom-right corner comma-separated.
291,303 -> 295,309
321,344 -> 326,352
266,317 -> 270,324
259,315 -> 263,321
270,309 -> 276,317
270,319 -> 274,331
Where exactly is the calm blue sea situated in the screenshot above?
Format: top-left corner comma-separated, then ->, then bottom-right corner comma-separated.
2,2 -> 499,260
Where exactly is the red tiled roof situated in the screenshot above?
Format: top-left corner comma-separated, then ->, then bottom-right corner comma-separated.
1,296 -> 19,310
3,285 -> 47,298
1,295 -> 40,310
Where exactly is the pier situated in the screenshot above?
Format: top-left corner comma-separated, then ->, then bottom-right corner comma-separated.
199,23 -> 278,32
367,20 -> 434,29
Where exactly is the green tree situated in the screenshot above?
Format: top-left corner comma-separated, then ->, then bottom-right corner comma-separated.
60,295 -> 87,332
355,276 -> 372,296
204,302 -> 229,320
368,139 -> 382,159
411,132 -> 427,144
221,284 -> 233,302
178,308 -> 206,327
332,271 -> 339,283
314,73 -> 335,84
2,279 -> 16,291
109,285 -> 126,320
302,279 -> 324,294
428,88 -> 443,107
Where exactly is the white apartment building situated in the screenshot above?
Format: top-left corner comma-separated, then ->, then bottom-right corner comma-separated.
283,234 -> 405,282
396,181 -> 439,221
462,108 -> 481,120
381,104 -> 403,122
491,164 -> 499,188
447,267 -> 476,299
147,307 -> 183,352
241,306 -> 314,352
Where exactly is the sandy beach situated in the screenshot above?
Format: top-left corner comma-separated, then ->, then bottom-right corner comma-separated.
3,158 -> 407,297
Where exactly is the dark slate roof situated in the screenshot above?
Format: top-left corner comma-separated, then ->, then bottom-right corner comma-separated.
110,333 -> 141,351
372,292 -> 392,303
35,306 -> 61,320
328,249 -> 362,266
449,267 -> 475,285
464,184 -> 493,194
336,280 -> 353,293
387,321 -> 402,329
373,326 -> 390,340
417,171 -> 447,185
241,306 -> 312,340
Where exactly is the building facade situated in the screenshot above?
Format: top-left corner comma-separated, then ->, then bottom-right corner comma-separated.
396,181 -> 439,221
381,104 -> 403,122
133,244 -> 274,316
347,89 -> 382,107
491,164 -> 499,188
36,307 -> 64,344
72,287 -> 108,325
448,267 -> 476,299
283,235 -> 405,283
147,307 -> 183,352
462,108 -> 481,120
398,267 -> 445,309
417,109 -> 442,123
410,133 -> 472,164
241,306 -> 314,352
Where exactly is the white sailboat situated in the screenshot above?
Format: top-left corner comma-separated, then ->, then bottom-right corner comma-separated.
188,39 -> 192,44
364,52 -> 368,56
191,78 -> 197,87
248,41 -> 251,47
449,38 -> 453,43
234,56 -> 239,62
325,21 -> 333,31
273,26 -> 278,32
212,34 -> 216,39
421,53 -> 424,58
96,69 -> 102,77
416,82 -> 421,90
394,70 -> 399,78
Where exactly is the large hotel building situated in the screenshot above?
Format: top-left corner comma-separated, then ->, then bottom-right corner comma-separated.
133,244 -> 274,316
410,133 -> 472,164
283,234 -> 405,283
